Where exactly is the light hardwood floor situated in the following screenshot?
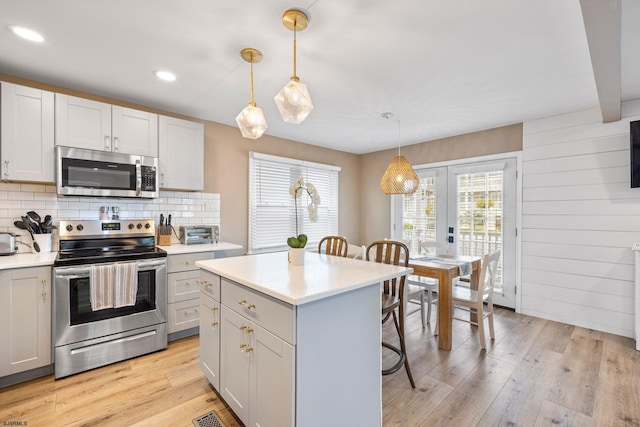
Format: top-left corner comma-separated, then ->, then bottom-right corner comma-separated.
1,307 -> 639,426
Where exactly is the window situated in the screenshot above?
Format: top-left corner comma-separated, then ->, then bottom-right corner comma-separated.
248,152 -> 340,253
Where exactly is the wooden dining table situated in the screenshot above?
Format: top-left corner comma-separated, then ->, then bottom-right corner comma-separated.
408,255 -> 482,350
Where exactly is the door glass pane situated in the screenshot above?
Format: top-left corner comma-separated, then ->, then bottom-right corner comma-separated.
402,176 -> 437,253
456,171 -> 504,289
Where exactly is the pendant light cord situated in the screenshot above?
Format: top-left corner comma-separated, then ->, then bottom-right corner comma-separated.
292,18 -> 298,79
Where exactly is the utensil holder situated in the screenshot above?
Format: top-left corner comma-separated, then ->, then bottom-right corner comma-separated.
33,234 -> 52,253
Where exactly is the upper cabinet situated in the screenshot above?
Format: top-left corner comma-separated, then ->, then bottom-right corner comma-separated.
158,115 -> 204,191
0,82 -> 55,183
55,94 -> 158,157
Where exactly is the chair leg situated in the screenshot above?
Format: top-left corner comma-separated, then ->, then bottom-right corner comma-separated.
487,302 -> 495,340
420,291 -> 426,328
397,305 -> 416,389
426,289 -> 432,325
477,304 -> 486,350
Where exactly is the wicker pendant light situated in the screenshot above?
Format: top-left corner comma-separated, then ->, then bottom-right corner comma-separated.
379,113 -> 419,194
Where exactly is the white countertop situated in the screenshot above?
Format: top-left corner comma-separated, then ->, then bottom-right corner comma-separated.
0,241 -> 243,270
196,251 -> 413,305
0,252 -> 58,270
157,241 -> 243,255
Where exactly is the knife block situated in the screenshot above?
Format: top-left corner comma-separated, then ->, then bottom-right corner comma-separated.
157,229 -> 172,246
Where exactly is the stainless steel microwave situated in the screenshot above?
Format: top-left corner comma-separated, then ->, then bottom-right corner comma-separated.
56,146 -> 159,198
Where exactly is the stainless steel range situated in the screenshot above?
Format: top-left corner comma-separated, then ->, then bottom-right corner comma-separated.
53,219 -> 167,379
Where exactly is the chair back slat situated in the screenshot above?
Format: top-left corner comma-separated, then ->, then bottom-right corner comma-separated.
318,236 -> 348,257
366,240 -> 410,298
481,250 -> 501,299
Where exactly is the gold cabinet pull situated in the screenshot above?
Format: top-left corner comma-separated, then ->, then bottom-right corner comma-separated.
245,347 -> 253,353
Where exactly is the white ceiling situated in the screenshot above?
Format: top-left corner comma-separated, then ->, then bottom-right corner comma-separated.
1,0 -> 639,154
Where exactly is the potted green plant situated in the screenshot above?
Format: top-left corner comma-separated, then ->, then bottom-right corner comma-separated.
288,177 -> 320,265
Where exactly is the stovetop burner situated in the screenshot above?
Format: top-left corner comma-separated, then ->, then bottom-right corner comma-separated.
54,219 -> 167,267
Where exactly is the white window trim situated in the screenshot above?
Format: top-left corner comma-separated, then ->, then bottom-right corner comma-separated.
248,152 -> 341,254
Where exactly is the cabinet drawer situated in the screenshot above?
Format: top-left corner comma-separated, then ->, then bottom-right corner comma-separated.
200,270 -> 221,301
221,278 -> 295,344
167,252 -> 214,273
167,300 -> 200,333
168,270 -> 201,303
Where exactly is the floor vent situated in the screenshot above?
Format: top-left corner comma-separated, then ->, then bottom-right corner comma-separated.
193,410 -> 225,427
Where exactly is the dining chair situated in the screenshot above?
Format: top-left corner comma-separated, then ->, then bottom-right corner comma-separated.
451,250 -> 500,350
366,240 -> 416,389
317,235 -> 348,257
346,243 -> 366,260
406,240 -> 450,327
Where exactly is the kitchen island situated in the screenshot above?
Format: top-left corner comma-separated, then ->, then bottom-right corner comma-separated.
196,251 -> 412,427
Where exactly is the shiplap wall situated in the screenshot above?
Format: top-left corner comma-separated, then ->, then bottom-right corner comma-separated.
521,99 -> 640,338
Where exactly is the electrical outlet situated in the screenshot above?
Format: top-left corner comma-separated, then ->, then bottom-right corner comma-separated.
632,243 -> 640,251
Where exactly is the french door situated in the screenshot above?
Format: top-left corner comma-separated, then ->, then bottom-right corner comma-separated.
393,157 -> 517,308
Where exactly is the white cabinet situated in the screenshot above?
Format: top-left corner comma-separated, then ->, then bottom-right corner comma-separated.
219,279 -> 294,427
55,94 -> 158,157
199,270 -> 220,390
166,251 -> 214,336
158,115 -> 204,191
0,267 -> 51,377
0,82 -> 55,182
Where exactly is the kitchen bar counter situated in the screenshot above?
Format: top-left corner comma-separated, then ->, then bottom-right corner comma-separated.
196,250 -> 412,305
196,250 -> 413,427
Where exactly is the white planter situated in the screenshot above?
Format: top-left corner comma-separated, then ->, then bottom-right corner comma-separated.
288,248 -> 305,266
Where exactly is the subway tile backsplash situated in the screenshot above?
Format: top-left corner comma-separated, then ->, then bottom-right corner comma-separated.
0,183 -> 221,253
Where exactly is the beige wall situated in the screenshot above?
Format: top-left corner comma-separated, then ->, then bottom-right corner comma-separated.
1,73 -> 522,251
359,124 -> 523,245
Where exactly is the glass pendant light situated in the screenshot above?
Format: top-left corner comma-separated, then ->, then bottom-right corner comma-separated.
274,8 -> 314,124
379,113 -> 419,194
236,48 -> 268,139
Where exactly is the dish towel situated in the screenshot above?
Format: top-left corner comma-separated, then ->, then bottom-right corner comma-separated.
91,264 -> 115,311
114,262 -> 138,308
414,256 -> 472,276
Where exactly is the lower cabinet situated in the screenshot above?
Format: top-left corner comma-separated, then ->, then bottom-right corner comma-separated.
0,267 -> 51,377
167,251 -> 215,336
220,306 -> 294,427
199,290 -> 220,390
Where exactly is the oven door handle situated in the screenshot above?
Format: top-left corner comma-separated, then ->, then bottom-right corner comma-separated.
136,259 -> 166,269
54,266 -> 92,278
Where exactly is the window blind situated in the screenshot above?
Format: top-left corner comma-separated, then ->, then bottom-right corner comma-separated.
248,152 -> 340,253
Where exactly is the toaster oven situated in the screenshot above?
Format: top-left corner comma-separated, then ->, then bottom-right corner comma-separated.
179,225 -> 219,245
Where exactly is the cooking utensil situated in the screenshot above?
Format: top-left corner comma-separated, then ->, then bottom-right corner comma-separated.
27,211 -> 44,233
19,216 -> 40,252
25,215 -> 41,234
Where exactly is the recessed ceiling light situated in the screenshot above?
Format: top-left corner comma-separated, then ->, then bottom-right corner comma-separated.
154,70 -> 176,82
8,25 -> 44,43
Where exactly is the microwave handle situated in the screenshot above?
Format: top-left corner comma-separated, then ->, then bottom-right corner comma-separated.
135,160 -> 142,197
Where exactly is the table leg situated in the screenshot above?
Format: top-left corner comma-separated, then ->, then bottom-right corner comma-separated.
437,270 -> 454,351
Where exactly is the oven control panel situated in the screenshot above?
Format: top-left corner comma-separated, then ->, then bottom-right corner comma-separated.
59,219 -> 155,239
